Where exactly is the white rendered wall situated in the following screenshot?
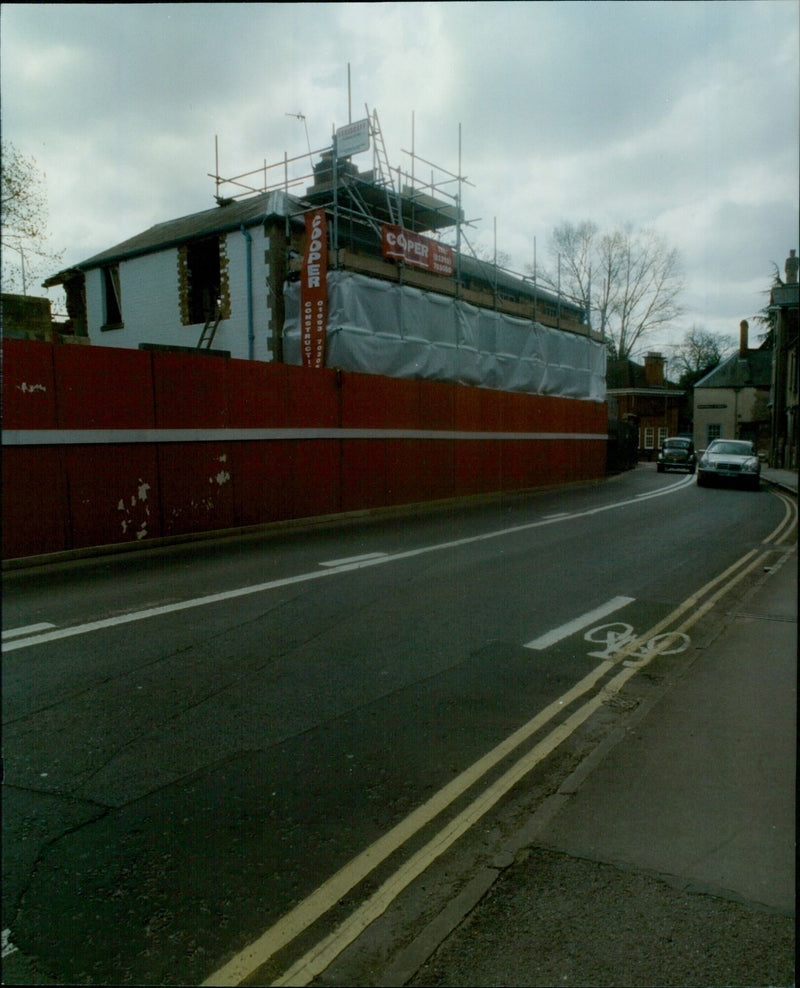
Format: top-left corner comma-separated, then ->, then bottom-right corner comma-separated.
221,226 -> 273,361
86,226 -> 274,361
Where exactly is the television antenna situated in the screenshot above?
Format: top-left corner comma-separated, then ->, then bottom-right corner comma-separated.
285,112 -> 312,161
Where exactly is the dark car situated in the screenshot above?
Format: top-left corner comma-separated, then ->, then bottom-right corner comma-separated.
657,437 -> 696,474
696,439 -> 761,490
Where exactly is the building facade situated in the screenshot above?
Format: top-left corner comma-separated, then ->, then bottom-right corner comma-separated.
768,250 -> 799,468
692,320 -> 772,453
45,192 -> 299,363
606,352 -> 685,459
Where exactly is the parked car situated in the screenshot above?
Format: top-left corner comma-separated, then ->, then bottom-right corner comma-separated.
696,439 -> 761,490
657,437 -> 696,474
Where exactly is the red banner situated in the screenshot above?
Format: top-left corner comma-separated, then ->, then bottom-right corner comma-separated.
381,225 -> 453,276
301,210 -> 328,368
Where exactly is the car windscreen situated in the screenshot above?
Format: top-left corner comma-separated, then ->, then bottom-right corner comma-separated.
708,442 -> 752,455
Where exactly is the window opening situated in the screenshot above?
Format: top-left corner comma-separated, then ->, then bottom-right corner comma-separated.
102,265 -> 122,327
643,426 -> 654,449
707,423 -> 722,444
186,237 -> 221,324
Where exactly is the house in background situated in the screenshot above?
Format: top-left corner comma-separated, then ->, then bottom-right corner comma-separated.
692,319 -> 772,454
768,250 -> 799,469
606,352 -> 685,459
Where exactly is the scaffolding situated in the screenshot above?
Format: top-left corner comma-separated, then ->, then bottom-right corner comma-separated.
209,109 -> 467,255
208,110 -> 590,334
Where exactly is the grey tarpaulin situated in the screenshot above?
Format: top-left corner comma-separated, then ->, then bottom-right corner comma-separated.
283,270 -> 606,401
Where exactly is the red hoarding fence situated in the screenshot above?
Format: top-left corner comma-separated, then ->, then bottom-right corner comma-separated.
1,341 -> 608,560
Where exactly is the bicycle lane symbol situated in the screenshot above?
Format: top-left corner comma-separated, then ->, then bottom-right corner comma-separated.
584,622 -> 690,666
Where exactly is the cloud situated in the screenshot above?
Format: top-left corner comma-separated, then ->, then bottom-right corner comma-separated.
1,1 -> 797,347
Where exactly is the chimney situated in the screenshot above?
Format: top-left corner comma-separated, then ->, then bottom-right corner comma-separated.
785,249 -> 798,284
644,352 -> 665,387
739,319 -> 749,357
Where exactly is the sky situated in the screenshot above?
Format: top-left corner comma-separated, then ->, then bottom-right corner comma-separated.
2,1 -> 798,357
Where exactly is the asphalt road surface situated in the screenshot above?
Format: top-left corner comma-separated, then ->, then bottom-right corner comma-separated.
2,465 -> 795,985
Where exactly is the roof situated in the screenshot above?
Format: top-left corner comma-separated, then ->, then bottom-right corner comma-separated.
606,358 -> 649,389
457,253 -> 583,315
43,187 -> 582,318
45,189 -> 304,284
694,349 -> 773,389
605,357 -> 680,391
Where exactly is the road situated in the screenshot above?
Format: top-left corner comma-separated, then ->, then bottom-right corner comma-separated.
2,465 -> 795,985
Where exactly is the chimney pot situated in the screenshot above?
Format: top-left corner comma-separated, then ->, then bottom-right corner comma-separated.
739,319 -> 749,357
785,249 -> 798,284
644,351 -> 665,387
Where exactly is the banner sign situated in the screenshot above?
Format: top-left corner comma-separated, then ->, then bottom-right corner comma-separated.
381,225 -> 454,276
335,118 -> 370,158
301,210 -> 328,368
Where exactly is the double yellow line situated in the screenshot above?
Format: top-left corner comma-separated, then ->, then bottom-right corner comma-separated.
204,492 -> 797,987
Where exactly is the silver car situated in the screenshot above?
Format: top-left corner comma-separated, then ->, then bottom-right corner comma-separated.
697,439 -> 761,490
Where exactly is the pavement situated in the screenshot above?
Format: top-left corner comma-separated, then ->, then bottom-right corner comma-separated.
761,465 -> 799,496
401,471 -> 797,988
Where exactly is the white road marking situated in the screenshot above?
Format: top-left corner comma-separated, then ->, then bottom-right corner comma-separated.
4,481 -> 692,653
524,596 -> 635,650
636,475 -> 694,497
2,622 -> 56,641
319,552 -> 388,568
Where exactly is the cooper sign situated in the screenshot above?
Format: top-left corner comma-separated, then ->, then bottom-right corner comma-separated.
381,225 -> 454,276
301,210 -> 328,368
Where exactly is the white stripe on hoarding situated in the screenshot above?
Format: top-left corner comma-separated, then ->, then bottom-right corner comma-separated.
2,428 -> 608,446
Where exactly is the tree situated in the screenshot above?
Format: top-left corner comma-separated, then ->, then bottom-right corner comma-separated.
752,262 -> 782,350
1,141 -> 63,295
668,326 -> 734,390
533,221 -> 684,359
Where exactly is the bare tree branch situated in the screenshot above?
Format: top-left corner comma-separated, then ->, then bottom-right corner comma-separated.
531,221 -> 684,358
668,326 -> 735,388
1,141 -> 63,294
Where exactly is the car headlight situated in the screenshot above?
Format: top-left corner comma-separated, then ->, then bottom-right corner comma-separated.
742,458 -> 759,473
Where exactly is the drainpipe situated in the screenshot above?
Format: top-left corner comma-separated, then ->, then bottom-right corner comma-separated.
241,224 -> 254,360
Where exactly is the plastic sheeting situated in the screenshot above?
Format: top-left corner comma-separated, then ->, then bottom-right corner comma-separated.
284,269 -> 606,401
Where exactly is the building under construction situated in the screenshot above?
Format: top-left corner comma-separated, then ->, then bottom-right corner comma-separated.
45,109 -> 605,402
7,110 -> 608,560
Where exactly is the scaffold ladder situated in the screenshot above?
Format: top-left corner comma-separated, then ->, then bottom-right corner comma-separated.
367,106 -> 397,225
197,302 -> 222,349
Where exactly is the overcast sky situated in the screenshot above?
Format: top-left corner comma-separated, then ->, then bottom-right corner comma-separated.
2,1 -> 798,354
